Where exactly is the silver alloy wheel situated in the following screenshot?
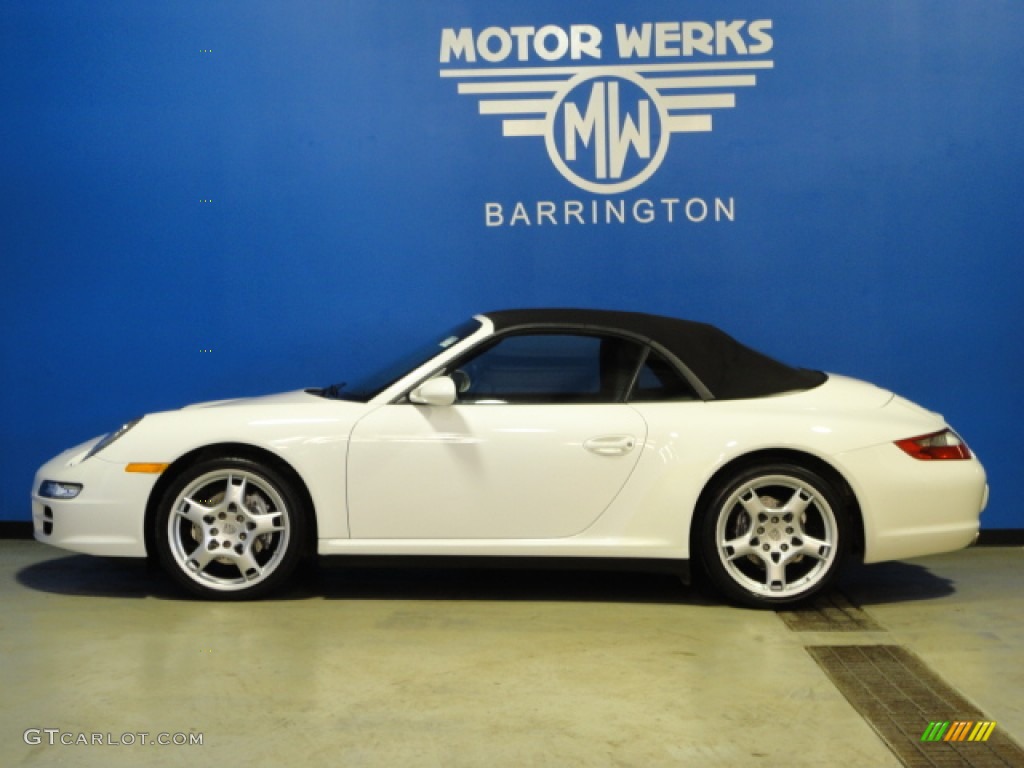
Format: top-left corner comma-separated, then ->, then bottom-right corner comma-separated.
166,468 -> 291,593
714,473 -> 839,600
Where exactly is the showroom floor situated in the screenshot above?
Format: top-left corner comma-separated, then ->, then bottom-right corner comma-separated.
1,541 -> 1021,768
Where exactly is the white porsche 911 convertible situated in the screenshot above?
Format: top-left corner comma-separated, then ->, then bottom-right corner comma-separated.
32,309 -> 988,607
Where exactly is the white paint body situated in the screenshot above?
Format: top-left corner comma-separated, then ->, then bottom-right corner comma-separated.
32,318 -> 988,568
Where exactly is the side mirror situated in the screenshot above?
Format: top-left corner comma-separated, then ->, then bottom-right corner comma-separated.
409,376 -> 457,406
451,369 -> 471,393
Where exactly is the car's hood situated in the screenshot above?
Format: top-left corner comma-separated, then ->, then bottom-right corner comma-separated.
94,388 -> 366,466
181,389 -> 326,410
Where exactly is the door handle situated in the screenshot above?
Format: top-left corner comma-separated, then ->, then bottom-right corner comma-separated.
583,435 -> 637,457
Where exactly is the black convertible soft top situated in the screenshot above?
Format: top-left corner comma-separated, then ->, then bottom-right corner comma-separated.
483,309 -> 826,401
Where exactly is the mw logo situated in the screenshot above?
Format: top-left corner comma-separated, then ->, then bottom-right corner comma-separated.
439,25 -> 774,194
549,73 -> 667,194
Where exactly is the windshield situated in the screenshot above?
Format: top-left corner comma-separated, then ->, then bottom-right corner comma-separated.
313,318 -> 481,402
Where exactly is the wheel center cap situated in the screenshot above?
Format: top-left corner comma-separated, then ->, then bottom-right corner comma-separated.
223,523 -> 238,535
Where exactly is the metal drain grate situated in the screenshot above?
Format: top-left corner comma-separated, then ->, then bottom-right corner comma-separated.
807,645 -> 1024,767
777,591 -> 885,632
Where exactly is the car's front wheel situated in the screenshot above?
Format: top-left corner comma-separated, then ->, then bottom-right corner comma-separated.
155,457 -> 305,599
698,463 -> 848,608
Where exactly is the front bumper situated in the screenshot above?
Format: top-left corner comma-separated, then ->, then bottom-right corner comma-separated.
32,440 -> 156,557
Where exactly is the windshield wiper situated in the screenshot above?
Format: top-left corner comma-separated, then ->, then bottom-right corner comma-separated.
310,382 -> 347,399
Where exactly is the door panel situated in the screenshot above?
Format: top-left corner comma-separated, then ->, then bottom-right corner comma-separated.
347,403 -> 647,539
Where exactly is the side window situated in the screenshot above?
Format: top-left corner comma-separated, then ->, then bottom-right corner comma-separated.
629,349 -> 700,402
452,334 -> 644,404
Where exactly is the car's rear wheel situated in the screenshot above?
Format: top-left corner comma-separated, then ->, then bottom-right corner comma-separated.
155,457 -> 305,599
698,463 -> 848,608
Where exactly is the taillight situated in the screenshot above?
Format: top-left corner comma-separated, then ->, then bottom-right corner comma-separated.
895,429 -> 972,460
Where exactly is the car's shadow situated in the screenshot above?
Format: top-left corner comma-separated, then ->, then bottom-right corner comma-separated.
15,553 -> 956,607
838,559 -> 957,605
15,554 -> 709,604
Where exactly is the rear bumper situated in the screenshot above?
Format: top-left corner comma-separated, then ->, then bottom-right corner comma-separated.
836,443 -> 988,564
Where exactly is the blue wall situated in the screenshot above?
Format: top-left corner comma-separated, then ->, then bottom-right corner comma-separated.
2,1 -> 1021,528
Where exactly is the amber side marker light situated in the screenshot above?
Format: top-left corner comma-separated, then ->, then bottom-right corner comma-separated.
895,429 -> 972,460
125,463 -> 170,474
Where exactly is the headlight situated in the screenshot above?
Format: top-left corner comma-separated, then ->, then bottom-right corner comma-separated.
38,481 -> 83,499
83,417 -> 142,461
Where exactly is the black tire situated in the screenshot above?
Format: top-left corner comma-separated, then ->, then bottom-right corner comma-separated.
154,457 -> 306,599
698,463 -> 848,608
